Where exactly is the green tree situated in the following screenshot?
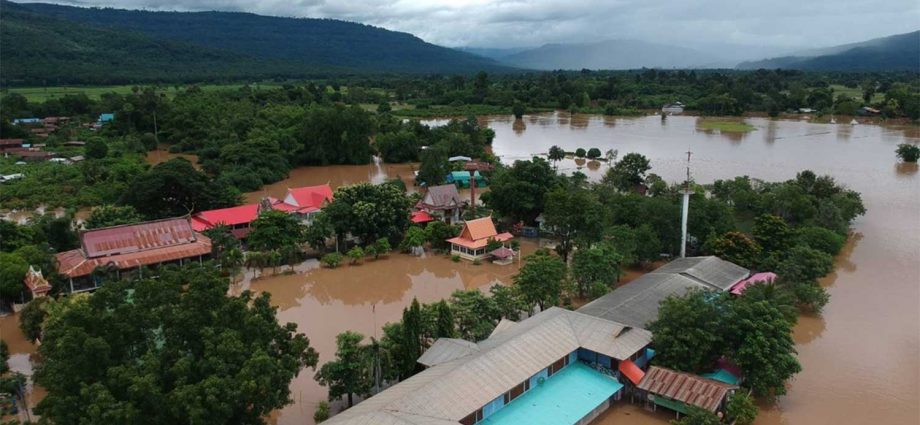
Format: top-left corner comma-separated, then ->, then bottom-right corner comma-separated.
372,238 -> 391,259
304,213 -> 334,252
896,144 -> 920,163
482,157 -> 560,223
450,289 -> 500,341
248,210 -> 305,252
433,300 -> 455,338
0,252 -> 28,301
547,145 -> 566,168
795,226 -> 846,256
649,290 -> 725,373
84,138 -> 108,159
490,284 -> 526,321
604,153 -> 651,192
543,186 -> 604,261
416,145 -> 449,187
321,252 -> 343,268
313,401 -> 330,423
315,331 -> 372,408
572,243 -> 622,298
84,205 -> 142,229
671,406 -> 721,425
725,298 -> 801,396
400,226 -> 427,252
574,148 -> 586,158
726,392 -> 759,425
120,158 -> 238,219
19,296 -> 51,342
753,214 -> 794,255
324,183 -> 411,244
347,246 -> 365,265
512,101 -> 525,119
399,299 -> 425,377
774,245 -> 833,282
34,265 -> 318,424
377,102 -> 392,114
0,339 -> 8,374
586,148 -> 601,160
704,232 -> 761,269
513,251 -> 566,311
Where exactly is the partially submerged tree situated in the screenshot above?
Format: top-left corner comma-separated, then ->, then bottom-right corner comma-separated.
513,250 -> 566,311
315,331 -> 372,408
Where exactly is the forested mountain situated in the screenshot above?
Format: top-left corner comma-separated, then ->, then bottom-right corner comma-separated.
0,1 -> 315,85
10,2 -> 509,77
737,31 -> 920,71
497,40 -> 720,70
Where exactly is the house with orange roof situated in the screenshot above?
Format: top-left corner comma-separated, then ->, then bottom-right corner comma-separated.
447,217 -> 513,261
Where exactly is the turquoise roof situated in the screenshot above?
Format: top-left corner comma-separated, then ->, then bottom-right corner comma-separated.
701,369 -> 740,385
482,362 -> 623,425
98,113 -> 115,122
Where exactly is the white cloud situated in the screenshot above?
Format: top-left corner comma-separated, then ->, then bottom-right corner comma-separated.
47,0 -> 920,49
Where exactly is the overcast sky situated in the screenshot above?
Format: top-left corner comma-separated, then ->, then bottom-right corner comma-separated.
45,0 -> 920,49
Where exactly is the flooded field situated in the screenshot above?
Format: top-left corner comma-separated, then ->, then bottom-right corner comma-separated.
3,113 -> 917,425
144,146 -> 200,169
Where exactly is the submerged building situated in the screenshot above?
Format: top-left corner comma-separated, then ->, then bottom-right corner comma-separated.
324,307 -> 652,425
447,217 -> 513,261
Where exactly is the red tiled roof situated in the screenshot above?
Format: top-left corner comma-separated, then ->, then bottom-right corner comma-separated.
0,139 -> 24,146
192,204 -> 260,230
637,366 -> 737,412
286,184 -> 333,212
411,210 -> 436,223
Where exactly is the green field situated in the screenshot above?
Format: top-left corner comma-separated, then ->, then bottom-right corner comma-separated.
829,84 -> 884,104
4,82 -> 287,102
697,120 -> 756,132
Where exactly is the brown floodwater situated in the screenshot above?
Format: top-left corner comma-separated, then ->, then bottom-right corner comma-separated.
144,146 -> 200,169
4,114 -> 917,425
243,159 -> 419,204
469,113 -> 918,425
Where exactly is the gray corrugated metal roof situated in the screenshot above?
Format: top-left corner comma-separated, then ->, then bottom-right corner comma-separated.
326,307 -> 650,425
578,273 -> 709,328
578,256 -> 749,328
653,256 -> 749,291
417,338 -> 480,367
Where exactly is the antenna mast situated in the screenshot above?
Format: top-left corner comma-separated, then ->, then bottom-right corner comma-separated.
680,149 -> 692,258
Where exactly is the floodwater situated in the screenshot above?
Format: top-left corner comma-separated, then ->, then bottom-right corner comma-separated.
242,160 -> 419,204
239,242 -> 540,424
144,146 -> 200,169
472,113 -> 918,425
3,113 -> 917,425
0,206 -> 90,225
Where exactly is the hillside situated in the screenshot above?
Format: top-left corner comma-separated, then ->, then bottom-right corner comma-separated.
497,39 -> 720,70
0,2 -> 312,85
737,31 -> 920,71
14,2 -> 509,75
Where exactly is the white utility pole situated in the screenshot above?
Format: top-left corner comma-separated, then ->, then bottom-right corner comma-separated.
680,149 -> 692,258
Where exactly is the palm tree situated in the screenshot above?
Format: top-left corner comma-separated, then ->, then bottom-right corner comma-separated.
548,145 -> 565,169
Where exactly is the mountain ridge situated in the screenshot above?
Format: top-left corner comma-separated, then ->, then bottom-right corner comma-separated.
737,30 -> 920,71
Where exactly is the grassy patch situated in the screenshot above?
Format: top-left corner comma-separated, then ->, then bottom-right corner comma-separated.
5,82 -> 286,102
829,84 -> 884,104
697,120 -> 756,132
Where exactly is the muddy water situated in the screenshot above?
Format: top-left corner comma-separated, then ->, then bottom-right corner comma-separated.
242,242 -> 538,424
469,113 -> 918,425
0,206 -> 91,225
144,146 -> 200,169
0,313 -> 45,419
243,160 -> 419,204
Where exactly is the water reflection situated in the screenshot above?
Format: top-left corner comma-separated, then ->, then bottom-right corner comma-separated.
895,162 -> 918,177
512,118 -> 526,135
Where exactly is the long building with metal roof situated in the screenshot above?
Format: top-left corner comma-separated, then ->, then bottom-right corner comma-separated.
578,256 -> 749,328
325,307 -> 652,425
